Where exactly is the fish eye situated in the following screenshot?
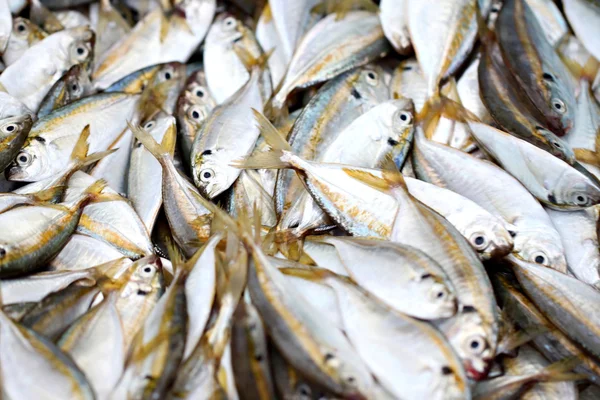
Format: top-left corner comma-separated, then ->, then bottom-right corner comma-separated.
16,23 -> 26,32
163,71 -> 172,80
76,46 -> 87,56
3,123 -> 17,133
195,87 -> 205,98
0,247 -> 6,257
365,70 -> 378,85
508,230 -> 517,237
530,251 -> 548,265
297,384 -> 311,397
552,98 -> 566,114
140,265 -> 155,276
430,285 -> 448,301
144,121 -> 155,130
552,141 -> 561,148
465,335 -> 487,355
573,193 -> 589,206
16,152 -> 31,166
200,168 -> 215,182
188,106 -> 206,121
224,16 -> 236,29
542,72 -> 554,82
70,83 -> 79,92
470,233 -> 488,249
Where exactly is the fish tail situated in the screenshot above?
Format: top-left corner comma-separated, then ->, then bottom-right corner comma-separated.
32,185 -> 66,203
231,109 -> 293,170
533,357 -> 586,383
128,121 -> 171,164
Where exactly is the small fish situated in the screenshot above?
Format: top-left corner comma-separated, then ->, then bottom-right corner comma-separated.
191,49 -> 266,198
58,291 -> 126,400
0,26 -> 94,112
92,0 -> 216,90
256,3 -> 290,89
49,234 -> 130,271
128,114 -> 177,232
204,14 -> 272,104
175,67 -> 217,163
91,0 -> 132,60
0,113 -> 33,171
231,294 -> 276,400
405,177 -> 514,259
0,180 -> 105,277
467,121 -> 600,209
510,255 -> 600,360
308,235 -> 457,319
412,127 -> 568,272
497,0 -> 576,135
0,306 -> 95,399
271,11 -> 389,111
7,92 -> 140,182
130,122 -> 213,257
407,0 -> 478,97
37,64 -> 93,118
493,270 -> 600,385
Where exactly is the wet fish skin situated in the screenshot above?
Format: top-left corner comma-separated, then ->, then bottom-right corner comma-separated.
37,63 -> 94,118
497,0 -> 576,136
271,11 -> 389,110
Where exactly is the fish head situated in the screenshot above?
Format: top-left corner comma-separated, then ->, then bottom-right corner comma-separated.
463,217 -> 514,260
411,273 -> 457,319
549,168 -> 600,209
0,114 -> 33,144
534,125 -> 575,162
207,13 -> 244,45
64,65 -> 92,101
66,26 -> 95,71
179,102 -> 210,140
6,135 -> 53,182
12,17 -> 46,45
513,228 -> 567,273
121,255 -> 165,298
541,74 -> 575,134
192,153 -> 236,198
440,309 -> 495,381
353,65 -> 389,105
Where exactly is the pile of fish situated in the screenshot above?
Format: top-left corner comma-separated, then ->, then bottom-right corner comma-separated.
4,0 -> 600,398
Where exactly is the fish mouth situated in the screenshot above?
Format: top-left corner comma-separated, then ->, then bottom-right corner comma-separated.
465,359 -> 491,381
4,165 -> 25,181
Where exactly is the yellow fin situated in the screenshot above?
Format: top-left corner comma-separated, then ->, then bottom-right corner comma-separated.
70,125 -> 91,161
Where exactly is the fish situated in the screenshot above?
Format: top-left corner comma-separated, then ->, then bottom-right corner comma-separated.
407,0 -> 478,97
128,114 -> 177,232
130,122 -> 213,257
305,267 -> 469,399
307,235 -> 458,320
0,304 -> 96,399
412,127 -> 568,272
271,10 -> 389,111
496,0 -> 576,135
467,121 -> 600,209
510,255 -> 600,360
7,92 -> 140,182
255,3 -> 290,90
37,64 -> 94,118
90,0 -> 132,61
0,26 -> 94,112
0,179 -> 106,277
473,344 -> 580,399
267,0 -> 319,61
190,50 -> 266,198
58,291 -> 126,399
2,18 -> 48,67
478,40 -> 575,162
204,13 -> 272,104
92,0 -> 216,90
273,67 -> 389,244
0,112 -> 33,171
492,269 -> 600,385
405,177 -> 514,259
175,67 -> 217,163
231,293 -> 276,400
